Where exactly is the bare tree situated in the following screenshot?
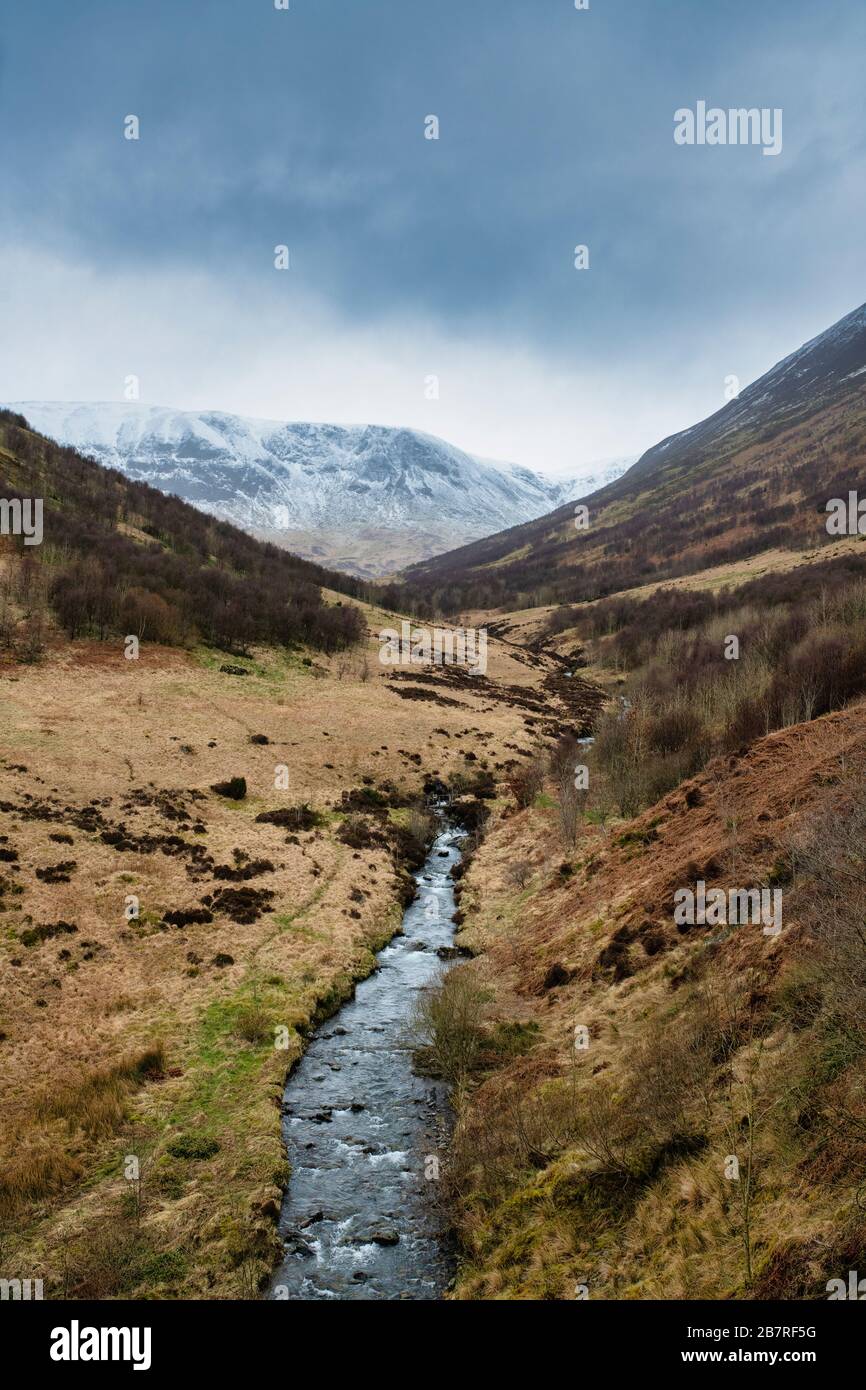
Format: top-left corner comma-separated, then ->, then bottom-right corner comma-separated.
557,771 -> 585,851
506,859 -> 532,890
411,967 -> 487,1095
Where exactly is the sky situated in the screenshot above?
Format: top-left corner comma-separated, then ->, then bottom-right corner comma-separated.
1,0 -> 865,476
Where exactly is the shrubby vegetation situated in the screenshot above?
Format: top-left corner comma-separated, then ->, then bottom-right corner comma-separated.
0,410 -> 365,656
411,967 -> 488,1091
398,405 -> 866,615
442,777 -> 866,1299
574,557 -> 866,817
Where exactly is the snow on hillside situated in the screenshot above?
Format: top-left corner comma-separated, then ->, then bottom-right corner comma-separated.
6,402 -> 632,572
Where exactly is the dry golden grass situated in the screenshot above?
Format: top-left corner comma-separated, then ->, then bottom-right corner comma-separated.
446,701 -> 866,1300
0,605 -> 572,1297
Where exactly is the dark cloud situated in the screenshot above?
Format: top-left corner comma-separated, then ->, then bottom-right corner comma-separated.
2,0 -> 864,465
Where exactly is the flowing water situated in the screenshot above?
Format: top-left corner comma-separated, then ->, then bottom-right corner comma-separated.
268,821 -> 464,1300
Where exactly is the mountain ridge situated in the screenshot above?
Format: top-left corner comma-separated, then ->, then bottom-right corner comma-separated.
5,401 -> 632,578
401,300 -> 866,608
627,300 -> 866,481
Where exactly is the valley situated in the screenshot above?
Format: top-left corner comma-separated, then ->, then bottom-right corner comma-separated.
4,403 -> 622,578
5,0 -> 866,1349
3,300 -> 866,1305
0,548 -> 596,1297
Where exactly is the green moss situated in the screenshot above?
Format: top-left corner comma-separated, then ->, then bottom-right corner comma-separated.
166,1134 -> 220,1161
138,1248 -> 188,1284
614,826 -> 658,849
489,1019 -> 540,1058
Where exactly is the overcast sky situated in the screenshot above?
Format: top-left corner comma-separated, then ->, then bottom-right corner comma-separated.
2,0 -> 864,475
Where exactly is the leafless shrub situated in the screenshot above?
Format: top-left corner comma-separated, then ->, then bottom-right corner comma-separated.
557,774 -> 582,850
507,760 -> 544,809
411,966 -> 487,1091
789,779 -> 866,1054
548,732 -> 579,782
506,859 -> 532,890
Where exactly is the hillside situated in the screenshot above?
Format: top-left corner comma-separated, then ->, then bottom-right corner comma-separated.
401,302 -> 866,612
0,410 -> 365,658
0,514 -> 602,1297
4,372 -> 866,1302
4,403 -> 629,579
4,318 -> 866,1305
410,519 -> 866,1300
443,701 -> 866,1299
379,303 -> 866,1302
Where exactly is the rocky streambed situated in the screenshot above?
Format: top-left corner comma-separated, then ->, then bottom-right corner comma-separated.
268,821 -> 466,1300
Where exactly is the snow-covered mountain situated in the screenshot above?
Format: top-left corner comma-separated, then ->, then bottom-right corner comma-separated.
7,402 -> 631,576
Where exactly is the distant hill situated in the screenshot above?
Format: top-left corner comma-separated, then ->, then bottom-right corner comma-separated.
401,302 -> 866,611
0,410 -> 365,657
5,402 -> 631,578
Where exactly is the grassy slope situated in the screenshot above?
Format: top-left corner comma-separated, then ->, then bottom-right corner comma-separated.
0,593 -> 589,1298
403,371 -> 866,611
444,693 -> 866,1300
5,351 -> 866,1301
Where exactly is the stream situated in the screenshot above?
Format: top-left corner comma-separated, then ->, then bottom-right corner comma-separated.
268,820 -> 465,1300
